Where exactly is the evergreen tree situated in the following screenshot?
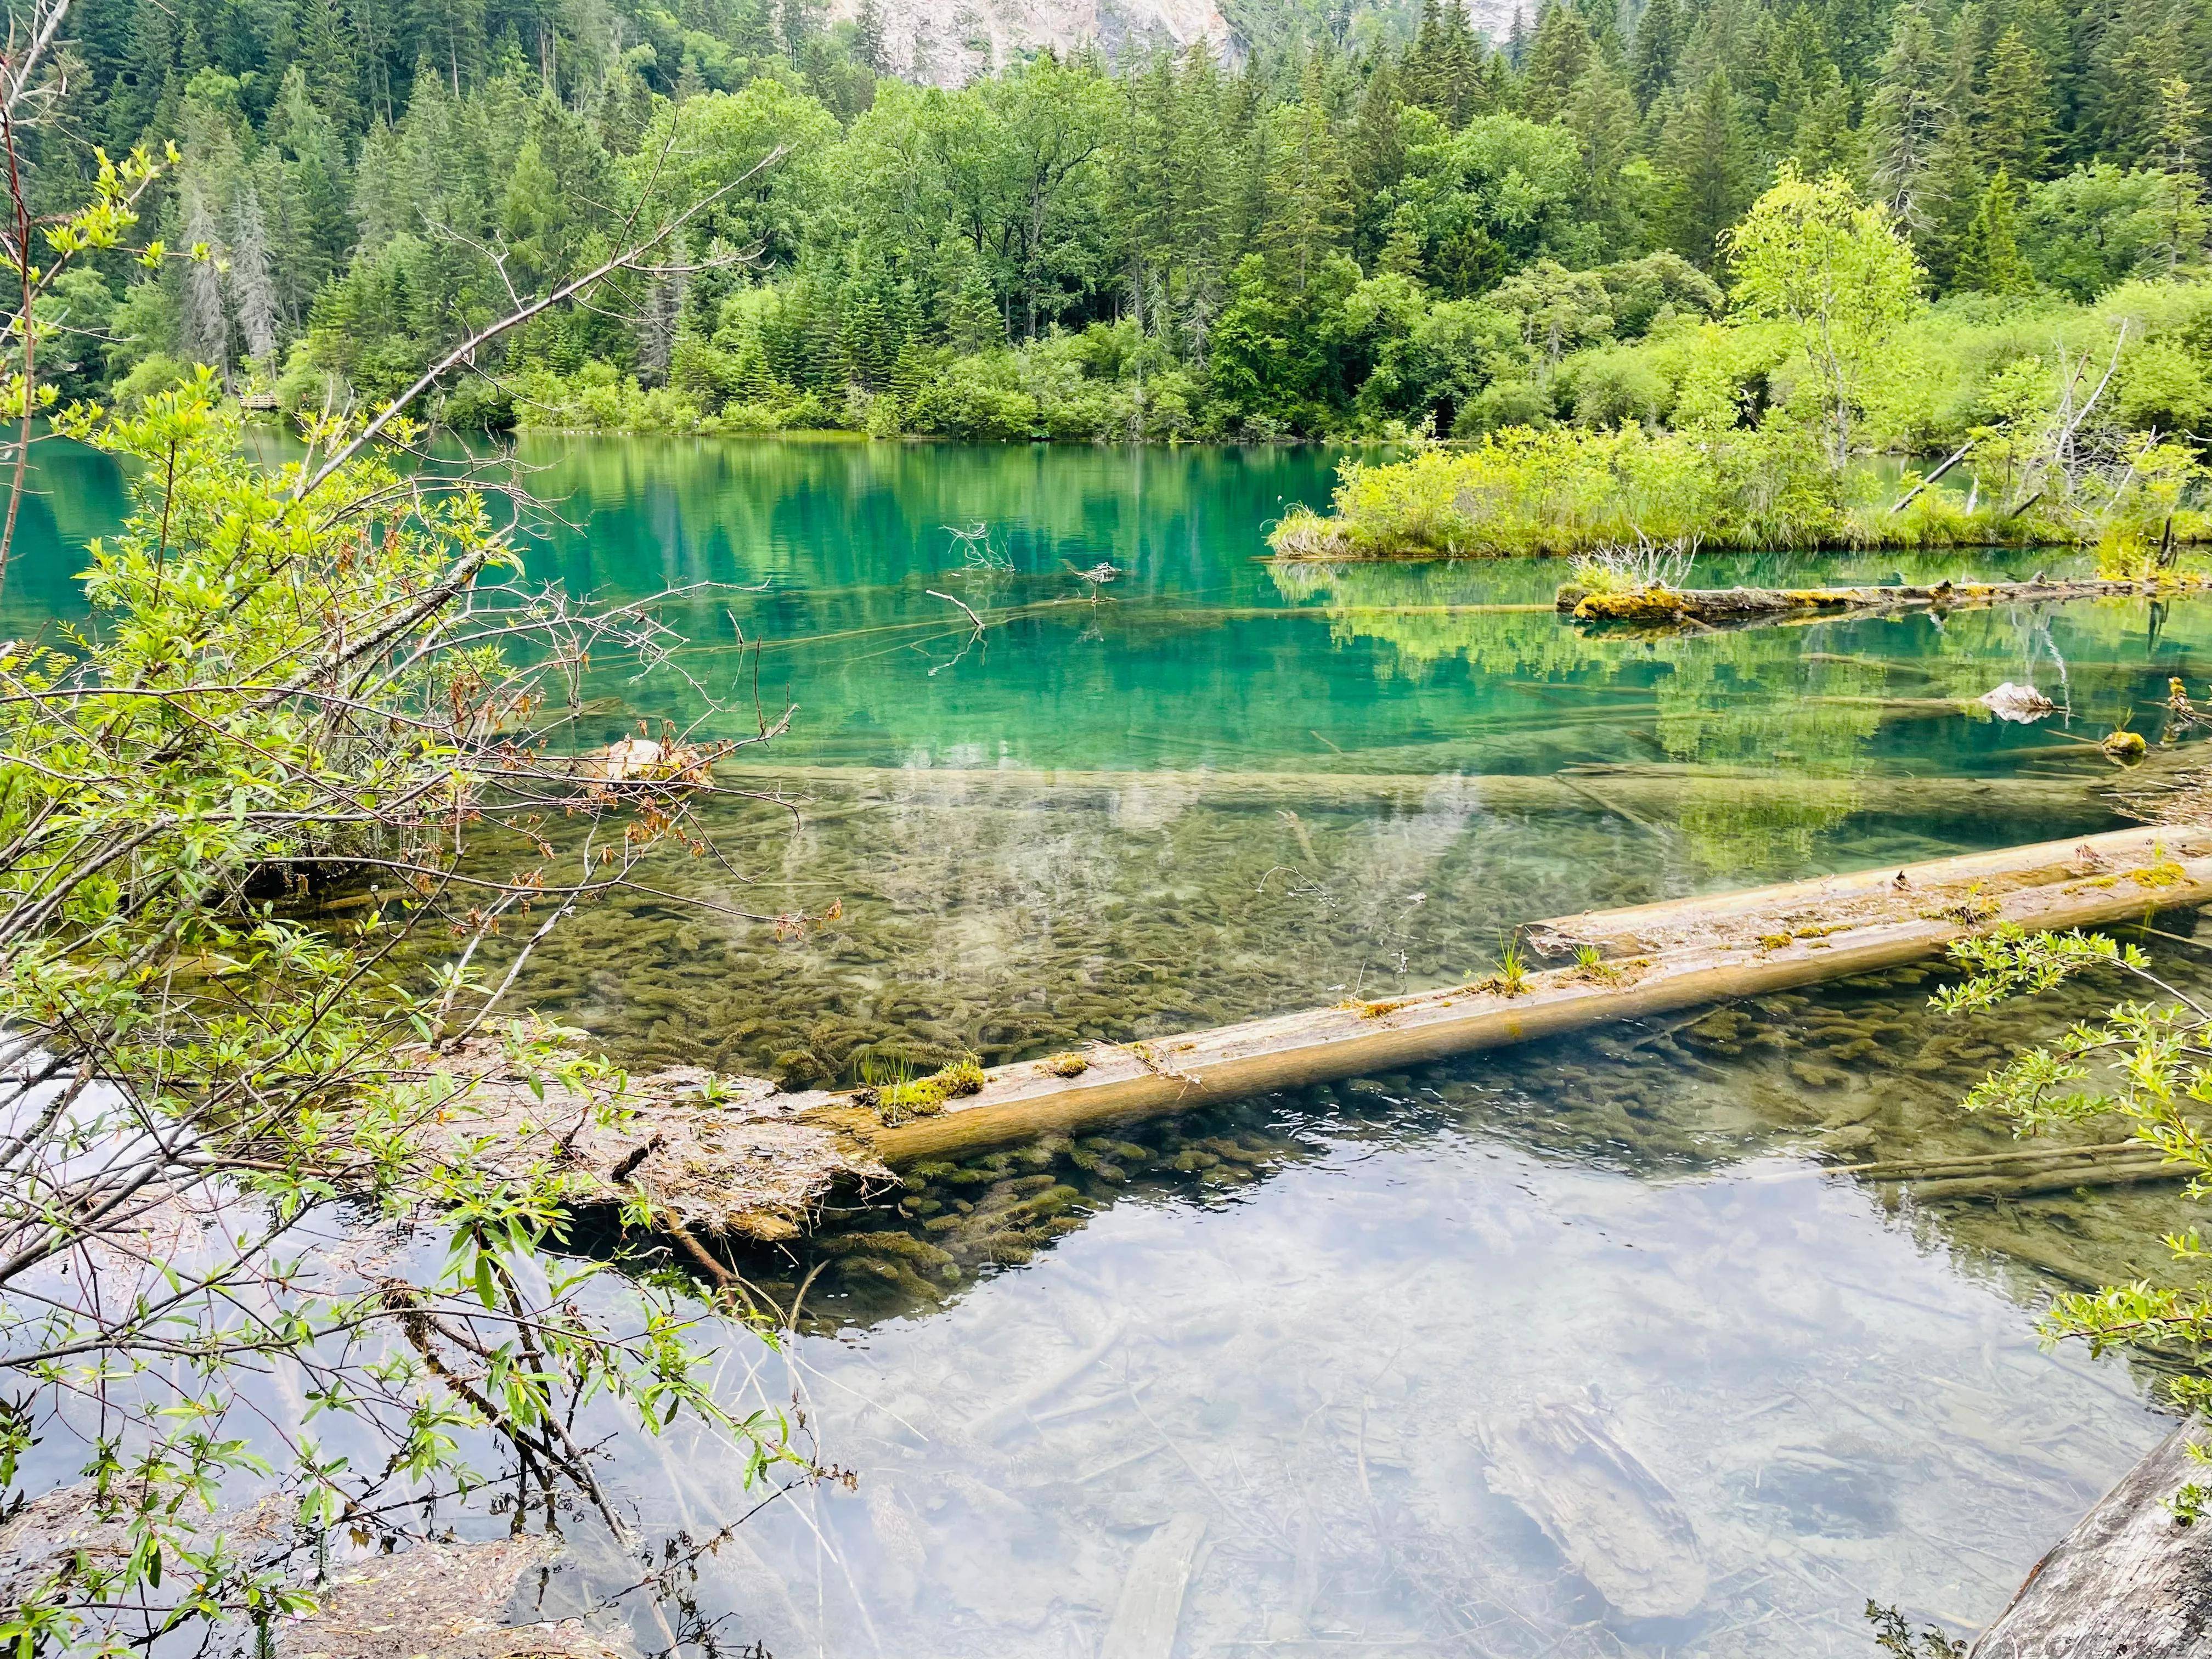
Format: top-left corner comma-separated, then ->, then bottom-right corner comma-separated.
855,0 -> 890,74
1521,0 -> 1596,125
1630,0 -> 1682,110
1978,26 -> 2056,182
1347,61 -> 1409,264
2149,76 -> 2210,274
1866,2 -> 1945,236
1955,167 -> 2036,291
1565,59 -> 1643,255
1263,57 -> 1353,292
1658,69 -> 1755,267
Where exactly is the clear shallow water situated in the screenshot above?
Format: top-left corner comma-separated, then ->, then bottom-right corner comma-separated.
8,436 -> 2209,1654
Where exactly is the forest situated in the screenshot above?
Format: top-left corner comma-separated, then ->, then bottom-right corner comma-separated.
40,0 -> 2212,442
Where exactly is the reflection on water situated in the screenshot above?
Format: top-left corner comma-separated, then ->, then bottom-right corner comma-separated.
584,1065 -> 2174,1658
10,437 -> 2211,1654
545,932 -> 2202,1658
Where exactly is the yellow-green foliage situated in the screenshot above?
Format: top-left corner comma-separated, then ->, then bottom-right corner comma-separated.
873,1057 -> 988,1120
1301,426 -> 1736,557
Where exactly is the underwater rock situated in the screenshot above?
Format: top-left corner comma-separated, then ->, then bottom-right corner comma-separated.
1980,682 -> 2057,723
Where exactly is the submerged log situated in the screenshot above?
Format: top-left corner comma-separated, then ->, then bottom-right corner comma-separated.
1100,1513 -> 1208,1659
1969,1422 -> 2212,1658
1559,574 -> 2209,628
712,757 -> 2169,825
444,824 -> 2212,1240
821,824 -> 2212,1169
1480,1398 -> 1707,1621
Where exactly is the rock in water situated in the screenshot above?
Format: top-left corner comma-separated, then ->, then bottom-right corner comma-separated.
1480,1398 -> 1707,1620
1980,682 -> 2057,723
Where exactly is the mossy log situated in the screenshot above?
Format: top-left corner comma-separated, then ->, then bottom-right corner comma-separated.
815,825 -> 2212,1169
1968,1422 -> 2212,1658
1560,574 -> 2208,627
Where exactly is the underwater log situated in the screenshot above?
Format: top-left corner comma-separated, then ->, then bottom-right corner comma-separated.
1558,574 -> 2208,627
1968,1421 -> 2212,1658
831,825 -> 2212,1169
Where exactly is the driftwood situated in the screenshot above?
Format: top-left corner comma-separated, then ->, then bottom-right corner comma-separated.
1904,1156 -> 2182,1202
1559,574 -> 2208,628
1970,1423 -> 2212,1658
433,825 -> 2212,1240
822,825 -> 2212,1169
1479,1398 -> 1706,1619
1099,1513 -> 1208,1659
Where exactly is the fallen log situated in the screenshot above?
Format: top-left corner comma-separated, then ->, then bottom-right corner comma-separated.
1969,1421 -> 2212,1658
709,757 -> 2166,825
1904,1157 -> 2183,1203
1559,573 -> 2208,627
438,825 -> 2212,1238
810,824 -> 2212,1170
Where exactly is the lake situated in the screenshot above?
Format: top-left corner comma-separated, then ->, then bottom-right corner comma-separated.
12,434 -> 2210,1656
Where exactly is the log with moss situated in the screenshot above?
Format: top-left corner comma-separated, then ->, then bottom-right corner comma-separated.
831,824 -> 2212,1168
475,825 -> 2212,1234
1558,574 -> 2209,626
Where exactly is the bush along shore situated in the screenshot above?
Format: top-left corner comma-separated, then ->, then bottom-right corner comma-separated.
1271,170 -> 2212,563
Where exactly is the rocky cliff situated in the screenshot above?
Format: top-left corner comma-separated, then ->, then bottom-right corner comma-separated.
825,0 -> 1523,86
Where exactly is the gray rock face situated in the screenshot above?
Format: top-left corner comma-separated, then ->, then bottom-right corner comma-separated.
821,1 -> 1522,87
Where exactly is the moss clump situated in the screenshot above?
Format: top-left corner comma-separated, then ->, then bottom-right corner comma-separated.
865,1056 -> 986,1122
1572,587 -> 1687,621
2128,855 -> 2187,889
1042,1051 -> 1091,1077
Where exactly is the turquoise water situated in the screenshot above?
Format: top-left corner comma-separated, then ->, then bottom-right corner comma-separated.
8,436 -> 2204,1656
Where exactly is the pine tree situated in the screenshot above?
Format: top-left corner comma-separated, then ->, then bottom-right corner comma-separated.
1347,61 -> 1408,266
1264,55 -> 1352,293
2150,76 -> 2210,274
1436,2 -> 1485,126
1978,26 -> 2055,183
228,184 -> 281,364
1658,70 -> 1754,268
855,0 -> 889,74
1865,2 -> 1945,236
1630,0 -> 1681,109
1564,60 -> 1641,255
180,175 -> 231,381
1521,0 -> 1596,125
1954,168 -> 2036,292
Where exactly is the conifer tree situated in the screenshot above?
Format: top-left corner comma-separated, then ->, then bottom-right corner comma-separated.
1522,0 -> 1596,125
1565,59 -> 1643,255
1631,0 -> 1682,109
1978,26 -> 2055,183
855,0 -> 890,75
1865,2 -> 1945,236
1658,70 -> 1754,267
1955,167 -> 2036,292
1347,61 -> 1409,264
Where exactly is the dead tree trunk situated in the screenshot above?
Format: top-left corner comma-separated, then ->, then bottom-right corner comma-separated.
1970,1423 -> 2212,1658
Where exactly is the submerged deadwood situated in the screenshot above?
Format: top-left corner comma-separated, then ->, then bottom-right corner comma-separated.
1970,1423 -> 2212,1658
453,825 -> 2212,1237
831,825 -> 2212,1168
1559,574 -> 2208,627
